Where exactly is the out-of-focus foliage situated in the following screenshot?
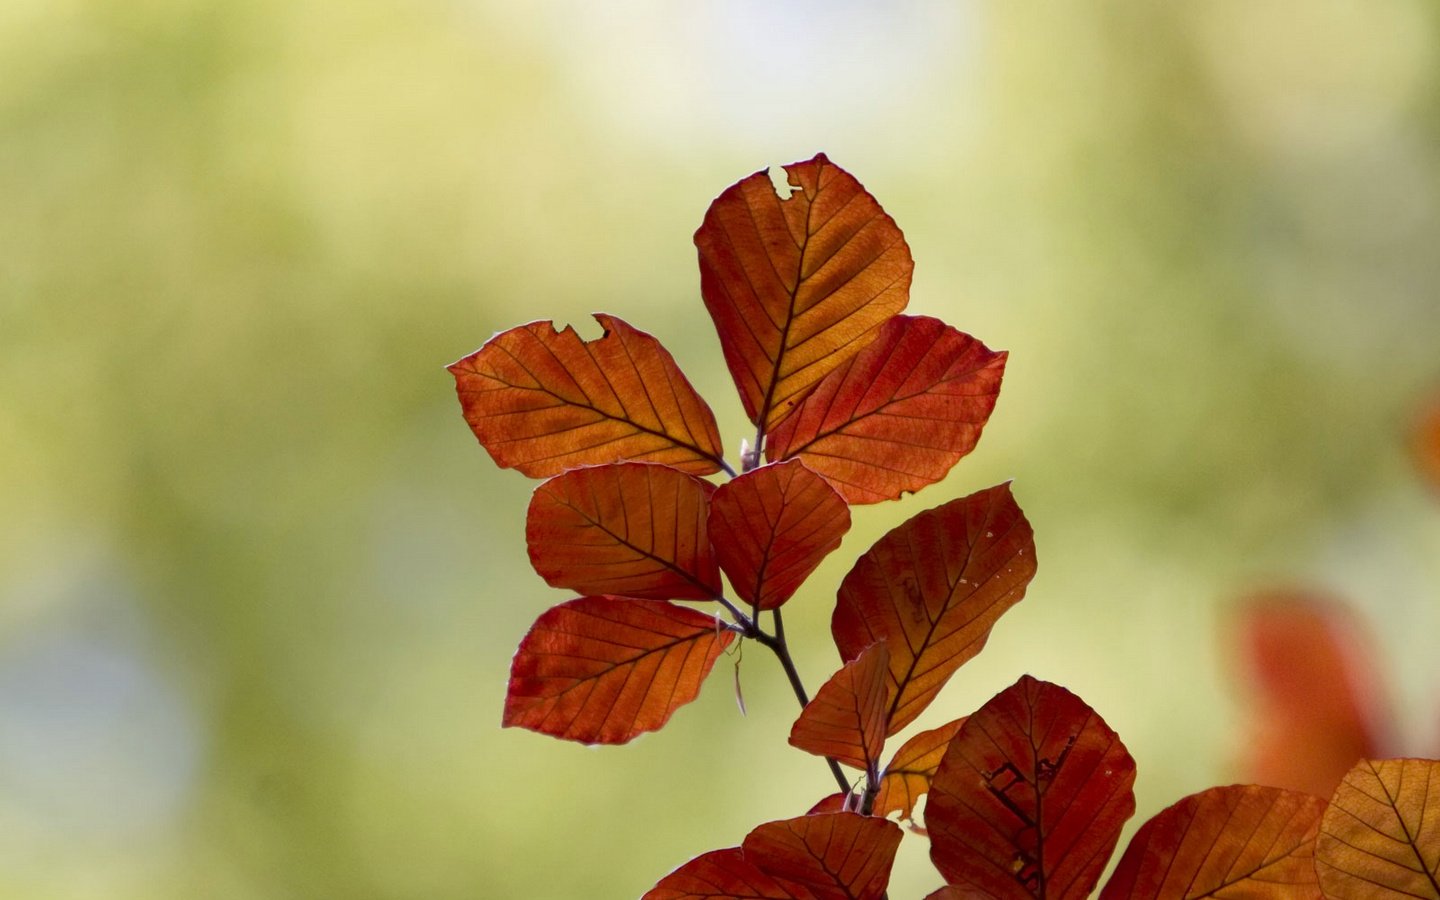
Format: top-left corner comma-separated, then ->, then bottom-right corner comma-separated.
2,1 -> 1439,898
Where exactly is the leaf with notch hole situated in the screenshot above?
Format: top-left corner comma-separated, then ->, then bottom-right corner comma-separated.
526,462 -> 722,601
1314,758 -> 1440,900
767,315 -> 1007,504
1100,785 -> 1324,900
503,596 -> 733,744
789,643 -> 890,773
873,717 -> 968,820
709,459 -> 850,610
448,315 -> 726,477
832,482 -> 1036,734
927,676 -> 1137,900
645,812 -> 902,900
695,153 -> 912,431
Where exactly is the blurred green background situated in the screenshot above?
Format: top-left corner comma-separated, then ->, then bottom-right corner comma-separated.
4,1 -> 1440,897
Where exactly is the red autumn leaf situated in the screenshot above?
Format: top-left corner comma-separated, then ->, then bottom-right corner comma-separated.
832,482 -> 1036,734
1412,390 -> 1440,493
1315,758 -> 1440,900
1099,785 -> 1325,900
709,460 -> 851,610
927,676 -> 1137,900
695,153 -> 912,431
1231,590 -> 1387,800
526,462 -> 722,601
766,315 -> 1007,504
503,596 -> 733,744
923,890 -> 972,900
808,792 -> 851,815
872,717 -> 968,820
448,315 -> 726,478
645,813 -> 903,900
788,643 -> 890,773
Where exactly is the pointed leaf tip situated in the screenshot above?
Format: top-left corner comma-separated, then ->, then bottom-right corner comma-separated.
789,642 -> 890,773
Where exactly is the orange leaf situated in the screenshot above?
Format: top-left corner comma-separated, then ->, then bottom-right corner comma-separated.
1231,590 -> 1387,800
832,482 -> 1036,734
645,813 -> 903,900
1412,390 -> 1440,493
789,643 -> 890,773
1099,785 -> 1324,900
872,717 -> 967,820
448,315 -> 726,477
695,153 -> 912,431
767,316 -> 1007,504
927,676 -> 1137,900
503,596 -> 733,744
526,462 -> 722,601
1315,758 -> 1440,900
709,459 -> 851,610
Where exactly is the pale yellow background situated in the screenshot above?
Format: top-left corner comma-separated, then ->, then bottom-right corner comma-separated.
3,2 -> 1440,897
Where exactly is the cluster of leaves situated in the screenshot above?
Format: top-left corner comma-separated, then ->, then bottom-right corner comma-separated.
451,155 -> 1440,899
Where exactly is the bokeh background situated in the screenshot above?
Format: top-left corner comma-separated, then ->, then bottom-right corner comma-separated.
4,1 -> 1440,897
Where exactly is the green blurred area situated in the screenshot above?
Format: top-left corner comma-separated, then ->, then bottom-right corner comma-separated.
3,1 -> 1440,897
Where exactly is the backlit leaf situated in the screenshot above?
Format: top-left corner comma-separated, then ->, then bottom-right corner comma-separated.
1100,785 -> 1324,900
448,315 -> 726,477
872,717 -> 967,820
645,813 -> 902,900
527,462 -> 722,601
503,596 -> 733,744
789,643 -> 890,773
709,460 -> 850,610
927,676 -> 1137,900
695,153 -> 912,431
1315,758 -> 1440,900
1231,590 -> 1386,800
767,315 -> 1007,504
832,482 -> 1036,734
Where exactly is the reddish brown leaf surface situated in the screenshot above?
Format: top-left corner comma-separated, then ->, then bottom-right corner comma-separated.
832,482 -> 1036,734
645,813 -> 902,900
789,643 -> 890,773
1100,785 -> 1324,900
709,460 -> 850,610
1315,758 -> 1440,900
1412,391 -> 1440,493
767,315 -> 1007,504
695,153 -> 912,431
873,717 -> 968,820
503,596 -> 733,744
527,462 -> 722,601
927,676 -> 1137,900
448,315 -> 726,477
1231,590 -> 1387,800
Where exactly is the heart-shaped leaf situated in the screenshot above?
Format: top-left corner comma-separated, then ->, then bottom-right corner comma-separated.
645,812 -> 903,900
767,315 -> 1007,504
527,462 -> 722,601
789,643 -> 890,773
832,482 -> 1036,734
709,459 -> 850,610
503,596 -> 733,744
872,717 -> 968,820
1315,758 -> 1440,900
1100,785 -> 1325,900
927,676 -> 1137,900
448,315 -> 726,477
695,153 -> 912,431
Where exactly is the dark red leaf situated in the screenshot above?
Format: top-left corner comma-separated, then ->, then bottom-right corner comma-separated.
872,717 -> 968,820
767,315 -> 1007,504
1100,785 -> 1324,900
808,792 -> 851,815
1231,590 -> 1387,800
709,459 -> 850,610
503,596 -> 733,744
1315,758 -> 1440,900
695,153 -> 912,431
526,462 -> 722,601
927,676 -> 1137,900
832,482 -> 1036,734
644,813 -> 902,900
448,315 -> 726,477
788,643 -> 890,773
